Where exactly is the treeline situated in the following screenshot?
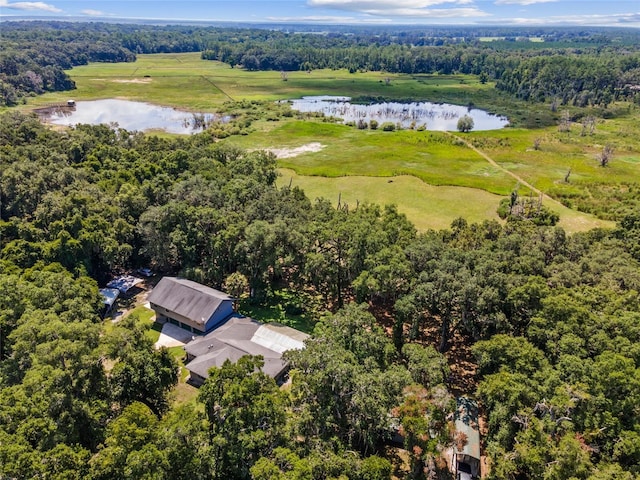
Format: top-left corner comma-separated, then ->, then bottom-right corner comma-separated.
2,21 -> 640,109
0,22 -> 136,106
496,54 -> 640,106
202,42 -> 640,108
1,112 -> 640,478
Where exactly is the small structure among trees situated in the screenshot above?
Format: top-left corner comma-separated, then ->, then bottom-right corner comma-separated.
453,397 -> 481,480
106,274 -> 144,294
99,287 -> 119,317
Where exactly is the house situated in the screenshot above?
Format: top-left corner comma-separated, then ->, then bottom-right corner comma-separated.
147,277 -> 235,334
454,397 -> 481,480
183,316 -> 309,386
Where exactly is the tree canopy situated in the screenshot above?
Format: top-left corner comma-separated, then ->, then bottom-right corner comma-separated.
1,28 -> 640,475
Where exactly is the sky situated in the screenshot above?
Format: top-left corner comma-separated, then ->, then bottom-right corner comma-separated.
1,0 -> 639,27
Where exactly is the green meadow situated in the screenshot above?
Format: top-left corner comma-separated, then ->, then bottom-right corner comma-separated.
24,52 -> 636,232
227,121 -> 516,194
277,169 -> 505,231
24,52 -> 536,121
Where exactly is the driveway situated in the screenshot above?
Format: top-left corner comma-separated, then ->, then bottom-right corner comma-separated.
155,323 -> 194,348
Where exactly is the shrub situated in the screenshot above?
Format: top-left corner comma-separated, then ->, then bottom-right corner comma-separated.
498,197 -> 559,226
457,114 -> 474,133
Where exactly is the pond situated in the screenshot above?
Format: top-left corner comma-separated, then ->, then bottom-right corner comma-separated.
37,99 -> 228,134
288,96 -> 509,131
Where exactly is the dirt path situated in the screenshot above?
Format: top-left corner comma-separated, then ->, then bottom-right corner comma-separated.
445,131 -> 563,206
200,75 -> 234,101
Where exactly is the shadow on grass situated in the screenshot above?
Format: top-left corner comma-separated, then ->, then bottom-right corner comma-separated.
143,319 -> 163,344
240,302 -> 316,334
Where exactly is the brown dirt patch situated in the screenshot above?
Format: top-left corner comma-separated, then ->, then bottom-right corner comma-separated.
266,142 -> 325,158
111,78 -> 152,84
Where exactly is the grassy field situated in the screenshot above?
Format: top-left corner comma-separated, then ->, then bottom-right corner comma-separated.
240,301 -> 316,334
21,52 -> 637,233
227,121 -> 517,194
278,168 -> 504,231
228,119 -> 615,231
464,116 -> 640,194
277,168 -> 611,232
23,52 -> 541,122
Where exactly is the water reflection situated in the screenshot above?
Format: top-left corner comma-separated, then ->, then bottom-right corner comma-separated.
288,96 -> 508,131
40,99 -> 227,134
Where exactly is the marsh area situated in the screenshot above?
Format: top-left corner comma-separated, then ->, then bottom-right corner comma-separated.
288,96 -> 509,130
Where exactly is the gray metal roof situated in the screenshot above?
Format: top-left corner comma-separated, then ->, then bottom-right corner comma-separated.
186,346 -> 250,378
187,348 -> 288,379
147,277 -> 233,327
107,275 -> 143,294
99,288 -> 120,307
455,397 -> 481,460
184,316 -> 309,380
251,323 -> 308,353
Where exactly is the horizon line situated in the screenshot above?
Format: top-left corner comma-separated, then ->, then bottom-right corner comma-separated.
2,14 -> 639,29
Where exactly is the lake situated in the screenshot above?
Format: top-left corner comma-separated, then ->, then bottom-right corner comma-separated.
38,99 -> 227,134
288,96 -> 509,131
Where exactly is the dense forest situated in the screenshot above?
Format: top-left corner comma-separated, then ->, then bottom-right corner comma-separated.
1,111 -> 639,479
2,21 -> 640,108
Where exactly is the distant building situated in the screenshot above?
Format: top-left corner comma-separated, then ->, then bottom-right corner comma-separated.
454,397 -> 481,480
148,277 -> 235,334
183,316 -> 309,386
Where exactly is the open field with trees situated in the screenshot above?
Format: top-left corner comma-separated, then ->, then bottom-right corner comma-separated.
1,21 -> 640,480
21,52 -> 504,114
18,51 -> 632,231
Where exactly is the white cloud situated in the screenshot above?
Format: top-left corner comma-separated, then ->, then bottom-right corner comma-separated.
267,15 -> 395,23
0,0 -> 61,12
310,0 -> 473,6
309,0 -> 474,8
307,0 -> 488,18
364,7 -> 489,17
494,0 -> 557,4
81,9 -> 104,16
489,12 -> 640,26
